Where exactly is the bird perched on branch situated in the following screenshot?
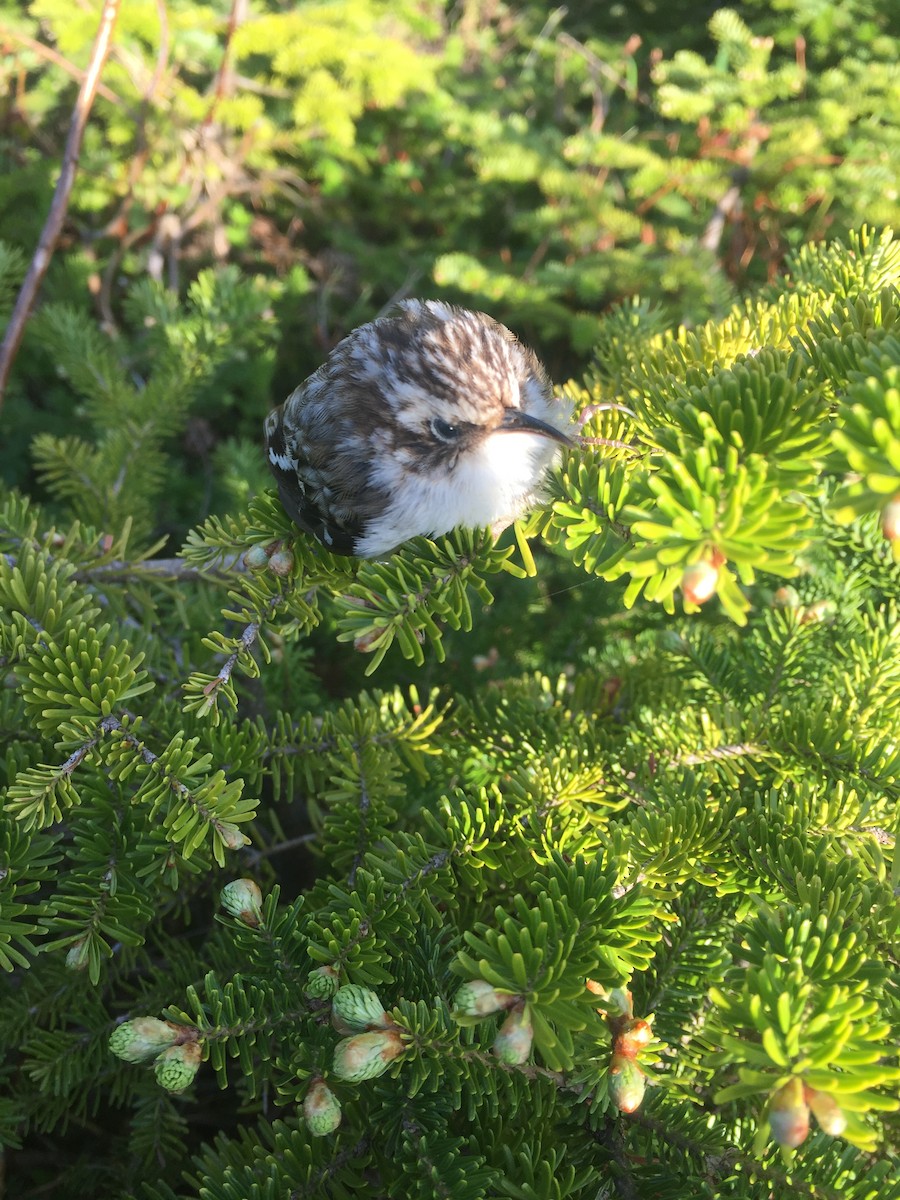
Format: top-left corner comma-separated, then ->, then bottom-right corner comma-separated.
263,299 -> 574,557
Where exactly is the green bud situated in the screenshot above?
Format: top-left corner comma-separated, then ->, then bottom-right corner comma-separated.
492,1006 -> 533,1065
332,1030 -> 404,1083
453,979 -> 514,1018
806,1086 -> 846,1138
268,549 -> 295,577
154,1041 -> 202,1093
243,544 -> 270,571
331,985 -> 389,1033
109,1017 -> 182,1063
882,495 -> 900,542
305,965 -> 340,1000
65,938 -> 90,972
216,821 -> 249,851
617,1018 -> 653,1056
772,585 -> 800,609
608,1051 -> 646,1113
768,1078 -> 809,1149
589,984 -> 633,1020
303,1078 -> 342,1136
800,599 -> 833,625
682,559 -> 719,606
220,878 -> 263,927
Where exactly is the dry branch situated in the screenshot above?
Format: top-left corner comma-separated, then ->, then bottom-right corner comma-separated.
0,0 -> 122,409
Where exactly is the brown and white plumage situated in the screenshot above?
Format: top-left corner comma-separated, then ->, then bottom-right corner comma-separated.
263,299 -> 573,557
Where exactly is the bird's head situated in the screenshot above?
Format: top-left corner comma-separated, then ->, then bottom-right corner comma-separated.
345,299 -> 575,468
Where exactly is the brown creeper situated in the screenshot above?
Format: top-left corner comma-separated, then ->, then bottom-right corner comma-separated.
263,300 -> 574,557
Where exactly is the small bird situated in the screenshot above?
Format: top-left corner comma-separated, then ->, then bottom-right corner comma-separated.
263,300 -> 574,557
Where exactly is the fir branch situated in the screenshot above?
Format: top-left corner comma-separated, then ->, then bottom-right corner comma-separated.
308,1137 -> 371,1194
677,741 -> 764,766
202,621 -> 260,699
100,715 -> 248,850
590,1118 -> 639,1200
462,1045 -> 568,1090
630,1111 -> 841,1200
0,0 -> 122,407
399,850 -> 452,892
74,554 -> 244,584
58,731 -> 105,777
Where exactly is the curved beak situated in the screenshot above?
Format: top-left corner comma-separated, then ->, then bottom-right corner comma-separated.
499,408 -> 575,447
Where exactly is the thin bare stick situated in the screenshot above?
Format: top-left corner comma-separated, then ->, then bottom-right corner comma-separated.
73,552 -> 245,583
0,0 -> 122,410
700,167 -> 750,253
203,0 -> 248,127
0,25 -> 123,107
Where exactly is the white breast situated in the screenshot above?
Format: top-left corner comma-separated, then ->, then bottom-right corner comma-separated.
355,429 -> 562,557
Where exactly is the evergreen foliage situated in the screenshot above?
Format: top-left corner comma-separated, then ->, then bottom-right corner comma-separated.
2,224 -> 900,1196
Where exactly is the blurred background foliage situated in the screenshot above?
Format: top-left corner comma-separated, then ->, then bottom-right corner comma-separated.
2,0 -> 898,515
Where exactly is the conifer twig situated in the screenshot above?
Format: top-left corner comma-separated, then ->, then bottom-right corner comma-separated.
74,554 -> 244,583
0,0 -> 121,410
202,621 -> 260,697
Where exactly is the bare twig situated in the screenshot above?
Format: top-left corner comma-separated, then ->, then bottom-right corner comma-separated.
98,0 -> 171,325
0,0 -> 122,409
242,832 -> 319,865
557,31 -> 650,107
700,167 -> 750,253
73,553 -> 245,583
203,0 -> 248,127
0,25 -> 122,106
202,621 -> 260,697
372,267 -> 425,321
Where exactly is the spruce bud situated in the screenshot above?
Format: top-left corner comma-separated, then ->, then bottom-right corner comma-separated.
331,984 -> 390,1033
453,979 -> 515,1018
243,544 -> 270,571
353,627 -> 386,655
332,1029 -> 404,1082
682,559 -> 719,605
154,1040 -> 202,1093
305,965 -> 340,1000
806,1087 -> 846,1137
617,1018 -> 653,1056
492,1005 -> 533,1065
220,878 -> 263,927
303,1078 -> 342,1136
608,1051 -> 646,1113
65,937 -> 90,972
109,1017 -> 182,1063
881,495 -> 900,542
799,599 -> 833,624
768,1077 -> 810,1148
216,821 -> 249,851
268,548 -> 295,577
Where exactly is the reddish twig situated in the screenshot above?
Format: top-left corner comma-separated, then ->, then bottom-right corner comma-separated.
203,0 -> 248,127
0,0 -> 122,410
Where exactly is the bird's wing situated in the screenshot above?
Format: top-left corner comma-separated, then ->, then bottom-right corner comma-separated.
263,401 -> 362,556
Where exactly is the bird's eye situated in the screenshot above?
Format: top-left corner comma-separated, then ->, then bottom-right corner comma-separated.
430,417 -> 461,442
